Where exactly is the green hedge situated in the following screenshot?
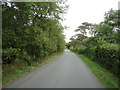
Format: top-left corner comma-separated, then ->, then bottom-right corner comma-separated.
2,48 -> 21,64
71,43 -> 120,78
94,44 -> 119,77
2,48 -> 32,65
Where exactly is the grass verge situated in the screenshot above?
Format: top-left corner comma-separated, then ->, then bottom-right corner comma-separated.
73,52 -> 119,88
3,52 -> 63,87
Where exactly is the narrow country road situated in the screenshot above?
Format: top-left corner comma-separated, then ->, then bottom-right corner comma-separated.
5,49 -> 104,88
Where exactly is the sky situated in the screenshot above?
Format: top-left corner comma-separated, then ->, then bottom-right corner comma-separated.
63,0 -> 120,43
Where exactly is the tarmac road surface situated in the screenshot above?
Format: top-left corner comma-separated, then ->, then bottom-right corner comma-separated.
5,49 -> 104,88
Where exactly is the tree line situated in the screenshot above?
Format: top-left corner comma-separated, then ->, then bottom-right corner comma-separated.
67,9 -> 120,82
2,2 -> 67,76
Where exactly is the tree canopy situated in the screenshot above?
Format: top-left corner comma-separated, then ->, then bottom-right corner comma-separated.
2,2 -> 67,65
68,9 -> 120,81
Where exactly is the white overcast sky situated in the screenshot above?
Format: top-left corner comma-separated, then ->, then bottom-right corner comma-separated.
63,0 -> 120,43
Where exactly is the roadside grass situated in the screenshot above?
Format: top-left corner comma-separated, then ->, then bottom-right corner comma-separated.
2,52 -> 63,87
74,52 -> 119,88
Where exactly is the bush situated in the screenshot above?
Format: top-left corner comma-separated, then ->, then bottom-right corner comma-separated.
94,44 -> 119,77
2,48 -> 21,64
72,43 -> 120,78
2,48 -> 32,65
84,46 -> 96,60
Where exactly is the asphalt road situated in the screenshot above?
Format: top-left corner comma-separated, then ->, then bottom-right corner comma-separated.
5,49 -> 104,88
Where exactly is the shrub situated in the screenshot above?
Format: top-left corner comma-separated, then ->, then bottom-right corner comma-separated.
72,43 -> 119,78
2,48 -> 21,64
94,44 -> 119,77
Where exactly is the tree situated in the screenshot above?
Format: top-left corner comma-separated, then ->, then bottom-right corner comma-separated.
2,2 -> 67,65
69,9 -> 120,81
75,22 -> 94,36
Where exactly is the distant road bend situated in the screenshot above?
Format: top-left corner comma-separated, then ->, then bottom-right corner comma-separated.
5,49 -> 104,88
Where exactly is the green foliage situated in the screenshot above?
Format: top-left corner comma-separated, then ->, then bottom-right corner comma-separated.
94,23 -> 113,37
2,2 -> 67,83
69,9 -> 120,83
94,44 -> 119,77
75,22 -> 93,36
2,48 -> 21,64
104,9 -> 119,28
66,43 -> 70,49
